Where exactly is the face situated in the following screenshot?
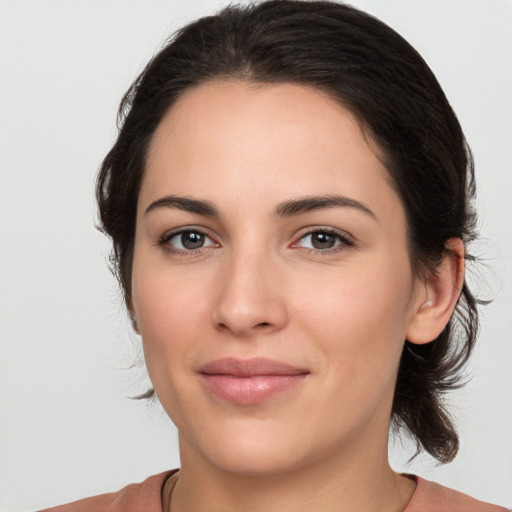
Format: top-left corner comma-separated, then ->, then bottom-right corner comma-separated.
131,81 -> 424,476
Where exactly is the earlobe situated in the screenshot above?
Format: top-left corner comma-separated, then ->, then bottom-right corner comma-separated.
406,238 -> 465,345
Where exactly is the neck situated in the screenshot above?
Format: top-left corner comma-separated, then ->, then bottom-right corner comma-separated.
170,435 -> 415,512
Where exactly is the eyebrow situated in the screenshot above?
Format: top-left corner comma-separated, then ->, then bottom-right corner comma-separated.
145,196 -> 219,216
275,195 -> 376,219
144,194 -> 376,220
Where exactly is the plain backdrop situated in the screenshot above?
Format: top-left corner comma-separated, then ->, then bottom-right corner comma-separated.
1,0 -> 511,510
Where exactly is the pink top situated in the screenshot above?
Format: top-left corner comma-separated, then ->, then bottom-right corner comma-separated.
39,470 -> 509,512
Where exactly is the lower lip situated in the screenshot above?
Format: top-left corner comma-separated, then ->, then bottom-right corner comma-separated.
200,374 -> 308,405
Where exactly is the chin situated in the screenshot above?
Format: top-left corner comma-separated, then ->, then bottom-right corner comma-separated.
206,445 -> 308,477
180,417 -> 329,478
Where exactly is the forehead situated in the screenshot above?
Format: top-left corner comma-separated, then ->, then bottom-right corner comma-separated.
147,80 -> 376,178
141,80 -> 403,227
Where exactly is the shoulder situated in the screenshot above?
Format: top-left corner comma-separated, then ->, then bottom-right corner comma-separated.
38,470 -> 177,512
405,475 -> 509,512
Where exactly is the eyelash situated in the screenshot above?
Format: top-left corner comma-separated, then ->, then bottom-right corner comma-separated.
158,227 -> 217,256
292,227 -> 354,255
158,227 -> 354,256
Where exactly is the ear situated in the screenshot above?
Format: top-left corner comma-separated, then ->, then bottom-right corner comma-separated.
406,238 -> 465,345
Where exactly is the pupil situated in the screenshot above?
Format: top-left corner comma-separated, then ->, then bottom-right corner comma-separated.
182,232 -> 204,249
312,232 -> 335,249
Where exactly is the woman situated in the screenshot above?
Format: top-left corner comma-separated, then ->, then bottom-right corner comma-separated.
36,1 -> 508,510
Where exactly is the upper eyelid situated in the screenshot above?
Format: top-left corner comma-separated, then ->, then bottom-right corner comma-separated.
159,228 -> 219,255
160,225 -> 216,242
157,225 -> 355,248
292,226 -> 355,243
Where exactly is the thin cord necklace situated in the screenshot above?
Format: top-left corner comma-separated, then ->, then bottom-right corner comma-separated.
165,472 -> 178,512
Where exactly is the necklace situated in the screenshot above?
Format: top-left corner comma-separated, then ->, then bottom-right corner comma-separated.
163,471 -> 179,512
162,470 -> 415,511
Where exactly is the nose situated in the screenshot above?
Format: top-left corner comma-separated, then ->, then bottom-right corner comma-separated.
212,249 -> 288,337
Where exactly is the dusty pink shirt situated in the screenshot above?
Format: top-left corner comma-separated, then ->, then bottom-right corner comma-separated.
39,470 -> 509,512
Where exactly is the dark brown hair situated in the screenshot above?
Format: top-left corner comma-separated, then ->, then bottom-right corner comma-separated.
97,0 -> 479,464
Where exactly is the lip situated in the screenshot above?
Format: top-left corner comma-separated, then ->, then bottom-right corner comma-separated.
198,357 -> 310,405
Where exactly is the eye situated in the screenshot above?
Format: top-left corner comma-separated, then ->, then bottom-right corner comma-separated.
161,229 -> 218,253
294,229 -> 353,252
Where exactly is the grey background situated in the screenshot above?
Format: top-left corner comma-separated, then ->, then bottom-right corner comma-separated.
1,1 -> 511,510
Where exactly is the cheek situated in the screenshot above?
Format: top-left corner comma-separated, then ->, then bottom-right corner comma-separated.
132,268 -> 215,426
292,257 -> 413,378
131,262 -> 213,369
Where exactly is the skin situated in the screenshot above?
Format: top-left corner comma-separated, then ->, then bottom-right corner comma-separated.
131,81 -> 464,512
